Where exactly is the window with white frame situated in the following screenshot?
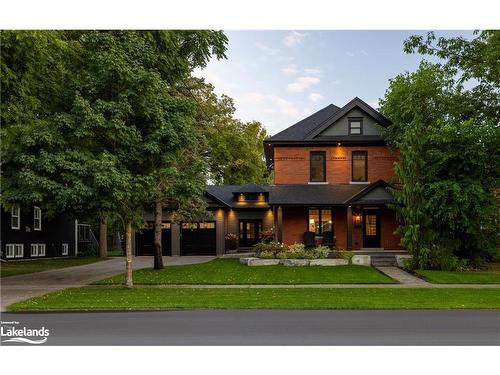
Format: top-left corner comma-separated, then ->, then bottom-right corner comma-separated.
14,244 -> 24,258
34,206 -> 42,231
6,244 -> 15,258
30,244 -> 46,257
11,206 -> 20,229
62,243 -> 69,256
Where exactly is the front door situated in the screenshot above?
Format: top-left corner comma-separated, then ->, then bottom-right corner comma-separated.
239,220 -> 262,247
362,209 -> 381,248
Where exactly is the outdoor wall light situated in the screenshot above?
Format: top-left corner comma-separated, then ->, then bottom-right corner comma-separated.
238,194 -> 245,202
353,213 -> 362,227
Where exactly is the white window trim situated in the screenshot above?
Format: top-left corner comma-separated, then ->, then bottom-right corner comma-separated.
31,243 -> 38,257
11,206 -> 20,230
308,181 -> 329,185
350,181 -> 371,185
6,244 -> 15,258
30,243 -> 46,257
62,243 -> 69,256
12,244 -> 24,258
34,206 -> 42,231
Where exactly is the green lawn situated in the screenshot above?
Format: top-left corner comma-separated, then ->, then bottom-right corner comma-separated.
95,258 -> 395,285
8,287 -> 500,311
416,270 -> 500,284
1,257 -> 105,278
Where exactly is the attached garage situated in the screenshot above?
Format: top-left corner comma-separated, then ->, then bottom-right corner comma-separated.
136,222 -> 172,256
180,222 -> 216,255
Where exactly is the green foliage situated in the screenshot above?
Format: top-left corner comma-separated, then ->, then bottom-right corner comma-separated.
339,251 -> 355,265
380,31 -> 500,269
254,242 -> 330,259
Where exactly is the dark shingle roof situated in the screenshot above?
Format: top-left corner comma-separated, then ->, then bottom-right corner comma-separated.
267,104 -> 341,142
207,183 -> 394,207
234,183 -> 268,194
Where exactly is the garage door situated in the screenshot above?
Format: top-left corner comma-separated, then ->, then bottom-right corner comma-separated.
180,222 -> 216,255
136,222 -> 172,256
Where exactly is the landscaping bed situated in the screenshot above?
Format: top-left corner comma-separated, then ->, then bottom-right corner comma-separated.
8,287 -> 500,311
415,269 -> 500,284
94,258 -> 395,285
1,256 -> 105,278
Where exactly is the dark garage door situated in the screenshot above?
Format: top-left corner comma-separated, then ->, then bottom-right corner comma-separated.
136,223 -> 172,256
181,222 -> 216,255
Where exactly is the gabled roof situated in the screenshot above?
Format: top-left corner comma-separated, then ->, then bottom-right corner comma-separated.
266,104 -> 341,142
265,97 -> 391,143
345,180 -> 395,205
305,97 -> 391,140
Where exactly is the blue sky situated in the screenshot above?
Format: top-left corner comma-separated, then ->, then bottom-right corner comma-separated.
194,30 -> 472,136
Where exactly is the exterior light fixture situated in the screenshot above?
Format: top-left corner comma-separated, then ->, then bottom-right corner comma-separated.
337,142 -> 341,146
353,213 -> 362,227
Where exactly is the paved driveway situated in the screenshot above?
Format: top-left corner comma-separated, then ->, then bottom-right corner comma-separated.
0,256 -> 214,311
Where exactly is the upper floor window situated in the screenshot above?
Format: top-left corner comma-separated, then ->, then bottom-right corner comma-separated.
352,151 -> 368,182
310,151 -> 326,182
348,118 -> 363,135
11,206 -> 20,230
34,206 -> 42,231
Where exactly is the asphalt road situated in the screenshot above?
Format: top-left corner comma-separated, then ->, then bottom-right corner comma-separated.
2,310 -> 499,345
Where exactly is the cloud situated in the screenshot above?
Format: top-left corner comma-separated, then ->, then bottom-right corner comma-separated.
281,64 -> 299,75
287,76 -> 320,93
244,92 -> 300,118
308,93 -> 324,102
254,42 -> 280,56
304,67 -> 321,75
283,31 -> 308,47
346,49 -> 369,57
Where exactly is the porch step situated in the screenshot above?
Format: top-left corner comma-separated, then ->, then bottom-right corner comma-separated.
370,254 -> 399,267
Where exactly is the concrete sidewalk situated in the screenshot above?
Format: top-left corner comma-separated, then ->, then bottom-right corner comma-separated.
375,266 -> 431,285
0,256 -> 214,311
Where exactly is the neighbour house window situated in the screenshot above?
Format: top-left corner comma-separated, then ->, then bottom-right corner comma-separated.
11,206 -> 20,229
8,244 -> 24,258
34,206 -> 42,231
308,208 -> 333,235
352,151 -> 368,182
30,244 -> 46,257
5,244 -> 16,258
62,243 -> 69,256
348,118 -> 363,135
310,151 -> 326,182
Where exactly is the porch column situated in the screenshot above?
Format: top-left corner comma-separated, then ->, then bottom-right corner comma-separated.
347,205 -> 353,250
277,206 -> 283,243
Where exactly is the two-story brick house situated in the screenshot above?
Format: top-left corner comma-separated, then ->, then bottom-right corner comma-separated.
136,97 -> 402,256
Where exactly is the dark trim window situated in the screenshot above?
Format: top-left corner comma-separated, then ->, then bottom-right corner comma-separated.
348,118 -> 363,135
352,151 -> 368,182
310,151 -> 326,182
308,208 -> 333,235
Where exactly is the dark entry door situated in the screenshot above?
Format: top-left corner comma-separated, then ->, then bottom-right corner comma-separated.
180,222 -> 216,255
363,210 -> 381,248
136,223 -> 171,256
239,219 -> 262,247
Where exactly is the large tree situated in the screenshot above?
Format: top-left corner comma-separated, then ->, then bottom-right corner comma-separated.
380,31 -> 500,270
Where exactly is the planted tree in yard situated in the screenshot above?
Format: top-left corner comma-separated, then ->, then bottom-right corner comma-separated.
380,31 -> 500,269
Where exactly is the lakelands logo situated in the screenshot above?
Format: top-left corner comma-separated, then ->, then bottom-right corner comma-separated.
1,320 -> 50,344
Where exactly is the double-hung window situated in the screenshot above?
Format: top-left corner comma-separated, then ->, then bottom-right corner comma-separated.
11,206 -> 20,229
34,206 -> 42,231
30,244 -> 46,257
62,243 -> 69,256
352,151 -> 368,182
6,244 -> 24,258
310,151 -> 326,182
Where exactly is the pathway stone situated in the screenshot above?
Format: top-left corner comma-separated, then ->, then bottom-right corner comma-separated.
375,266 -> 431,285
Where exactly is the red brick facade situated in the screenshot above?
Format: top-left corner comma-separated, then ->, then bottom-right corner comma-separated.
273,146 -> 398,185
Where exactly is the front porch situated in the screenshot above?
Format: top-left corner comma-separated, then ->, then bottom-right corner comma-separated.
273,205 -> 402,251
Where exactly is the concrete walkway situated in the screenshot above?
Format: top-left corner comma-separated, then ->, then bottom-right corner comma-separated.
0,256 -> 214,311
375,266 -> 431,285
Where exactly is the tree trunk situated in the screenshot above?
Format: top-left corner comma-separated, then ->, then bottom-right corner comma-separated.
99,217 -> 108,258
154,200 -> 164,269
125,220 -> 133,288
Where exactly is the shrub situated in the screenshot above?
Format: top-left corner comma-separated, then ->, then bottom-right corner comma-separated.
255,242 -> 330,259
254,241 -> 289,258
340,251 -> 354,265
311,245 -> 330,259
